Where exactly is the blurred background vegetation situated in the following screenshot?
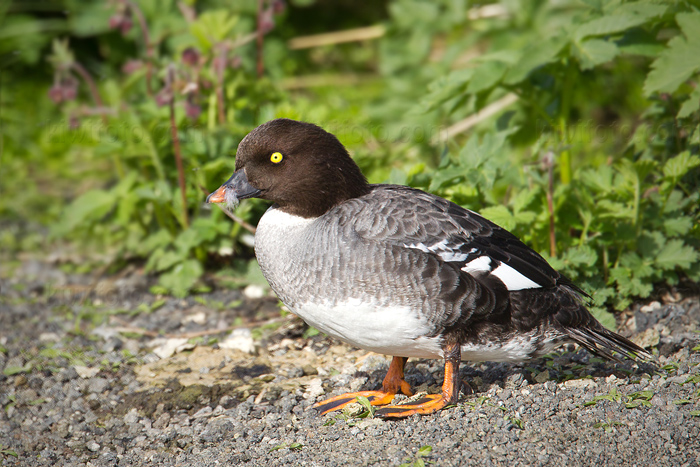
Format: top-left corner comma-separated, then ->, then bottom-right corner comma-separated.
1,0 -> 699,327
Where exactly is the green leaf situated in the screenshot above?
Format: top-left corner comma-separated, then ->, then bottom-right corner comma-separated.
620,251 -> 653,279
655,239 -> 699,270
663,217 -> 693,237
466,60 -> 508,94
479,205 -> 516,231
190,10 -> 239,50
590,305 -> 617,331
663,151 -> 700,180
503,35 -> 565,85
355,396 -> 376,417
573,15 -> 646,42
158,259 -> 204,298
572,38 -> 619,70
56,189 -> 116,234
153,250 -> 186,273
422,69 -> 473,110
417,446 -> 433,457
3,363 -> 32,376
564,245 -> 598,267
644,12 -> 700,95
677,86 -> 700,118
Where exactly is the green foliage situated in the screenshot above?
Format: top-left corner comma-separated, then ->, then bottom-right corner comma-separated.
2,0 -> 699,313
399,445 -> 434,467
0,445 -> 19,459
269,442 -> 304,452
405,0 -> 700,316
2,0 -> 284,296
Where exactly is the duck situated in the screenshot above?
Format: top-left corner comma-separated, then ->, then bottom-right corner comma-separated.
206,118 -> 650,418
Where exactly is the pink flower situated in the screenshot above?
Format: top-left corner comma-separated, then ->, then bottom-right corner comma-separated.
109,14 -> 125,30
259,8 -> 275,33
272,0 -> 286,15
122,59 -> 143,74
120,17 -> 133,35
48,85 -> 64,104
185,97 -> 201,120
109,12 -> 132,35
61,77 -> 78,101
182,47 -> 200,67
155,87 -> 173,107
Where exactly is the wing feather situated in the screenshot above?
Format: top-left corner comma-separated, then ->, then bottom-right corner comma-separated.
348,185 -> 585,295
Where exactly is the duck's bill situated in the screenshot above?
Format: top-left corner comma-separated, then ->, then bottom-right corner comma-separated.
206,170 -> 261,206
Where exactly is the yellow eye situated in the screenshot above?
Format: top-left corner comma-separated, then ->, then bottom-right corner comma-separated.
270,152 -> 283,164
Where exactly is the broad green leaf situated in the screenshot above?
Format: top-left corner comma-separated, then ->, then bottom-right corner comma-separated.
655,239 -> 699,270
609,2 -> 667,20
590,305 -> 617,331
479,205 -> 515,230
574,13 -> 656,42
564,245 -> 598,267
663,217 -> 693,237
154,250 -> 185,273
616,28 -> 666,57
644,12 -> 700,95
677,86 -> 700,119
662,190 -> 688,213
422,69 -> 473,110
511,186 -> 541,213
503,36 -> 565,85
579,166 -> 614,194
610,266 -> 653,298
638,231 -> 665,258
597,200 -> 633,220
159,259 -> 204,298
663,151 -> 700,180
190,10 -> 239,50
142,230 -> 173,252
56,189 -> 116,234
573,38 -> 619,70
466,60 -> 508,94
620,251 -> 653,279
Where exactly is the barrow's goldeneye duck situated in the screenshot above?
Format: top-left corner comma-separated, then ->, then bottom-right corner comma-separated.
207,118 -> 651,418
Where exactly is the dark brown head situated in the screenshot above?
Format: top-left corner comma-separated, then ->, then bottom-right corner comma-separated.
207,119 -> 369,218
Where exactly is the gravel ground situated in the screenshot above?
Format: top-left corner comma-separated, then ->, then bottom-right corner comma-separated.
1,258 -> 699,467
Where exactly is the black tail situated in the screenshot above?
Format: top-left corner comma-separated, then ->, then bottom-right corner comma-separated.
564,325 -> 654,364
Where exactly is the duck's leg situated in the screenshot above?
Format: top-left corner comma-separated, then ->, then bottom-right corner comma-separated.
313,356 -> 413,414
375,341 -> 461,419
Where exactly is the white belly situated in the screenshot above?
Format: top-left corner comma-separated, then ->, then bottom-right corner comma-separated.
293,299 -> 444,359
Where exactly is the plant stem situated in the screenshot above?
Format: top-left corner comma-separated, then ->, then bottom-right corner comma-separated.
256,0 -> 265,77
216,46 -> 226,125
124,0 -> 154,95
70,62 -> 108,125
558,61 -> 575,184
544,151 -> 556,257
167,67 -> 189,228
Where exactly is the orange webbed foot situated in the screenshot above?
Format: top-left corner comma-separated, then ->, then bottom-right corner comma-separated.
375,393 -> 452,418
313,390 -> 400,415
313,356 -> 412,415
377,342 -> 462,419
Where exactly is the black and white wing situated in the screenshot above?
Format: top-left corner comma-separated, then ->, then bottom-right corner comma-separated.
350,185 -> 585,296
